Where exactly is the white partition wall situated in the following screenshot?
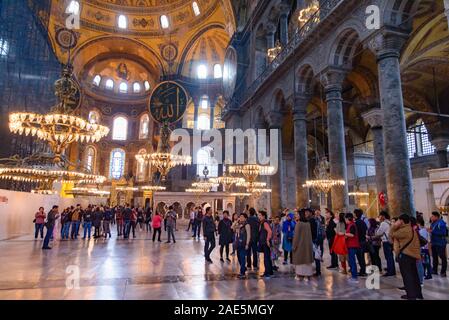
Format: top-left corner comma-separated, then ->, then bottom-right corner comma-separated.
0,189 -> 105,240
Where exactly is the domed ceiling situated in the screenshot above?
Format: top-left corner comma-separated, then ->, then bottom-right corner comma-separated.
43,0 -> 236,85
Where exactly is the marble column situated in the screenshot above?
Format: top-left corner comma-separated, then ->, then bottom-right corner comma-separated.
322,68 -> 349,212
431,137 -> 449,168
267,111 -> 283,214
370,31 -> 416,216
279,4 -> 290,46
193,96 -> 199,129
265,23 -> 276,49
293,94 -> 310,208
362,108 -> 387,197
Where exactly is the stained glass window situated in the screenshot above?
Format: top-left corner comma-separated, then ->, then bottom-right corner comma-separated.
93,75 -> 101,86
119,82 -> 128,93
133,82 -> 141,93
85,146 -> 96,173
118,15 -> 128,29
139,114 -> 149,139
105,79 -> 114,90
196,147 -> 218,177
214,64 -> 222,78
110,149 -> 126,179
160,15 -> 170,29
197,64 -> 208,79
192,2 -> 201,16
67,1 -> 80,15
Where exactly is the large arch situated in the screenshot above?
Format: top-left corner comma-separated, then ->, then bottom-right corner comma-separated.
328,28 -> 362,68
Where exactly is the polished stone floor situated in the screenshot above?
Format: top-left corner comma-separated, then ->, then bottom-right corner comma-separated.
0,222 -> 448,300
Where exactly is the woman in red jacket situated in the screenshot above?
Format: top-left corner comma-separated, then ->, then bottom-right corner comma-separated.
152,212 -> 162,242
34,207 -> 46,239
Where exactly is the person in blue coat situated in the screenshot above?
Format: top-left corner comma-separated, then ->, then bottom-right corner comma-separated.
429,211 -> 447,277
282,213 -> 296,264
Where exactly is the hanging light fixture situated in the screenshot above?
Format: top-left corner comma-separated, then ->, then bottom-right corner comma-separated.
304,157 -> 345,194
135,123 -> 191,181
228,164 -> 275,182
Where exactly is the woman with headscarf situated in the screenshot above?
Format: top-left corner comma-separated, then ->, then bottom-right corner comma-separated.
282,212 -> 296,265
292,209 -> 314,281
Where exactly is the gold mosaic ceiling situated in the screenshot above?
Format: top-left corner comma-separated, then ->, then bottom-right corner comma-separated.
45,0 -> 235,80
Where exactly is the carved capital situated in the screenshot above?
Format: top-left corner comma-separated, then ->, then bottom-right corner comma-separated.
292,94 -> 311,121
265,22 -> 277,35
278,3 -> 290,17
321,67 -> 348,93
366,29 -> 408,61
362,108 -> 383,129
266,111 -> 283,129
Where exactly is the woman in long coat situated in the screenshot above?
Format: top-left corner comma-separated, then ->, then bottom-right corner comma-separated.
292,210 -> 314,281
218,211 -> 233,262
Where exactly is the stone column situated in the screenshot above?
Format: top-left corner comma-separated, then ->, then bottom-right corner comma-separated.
193,96 -> 199,129
322,68 -> 349,212
362,108 -> 387,196
265,23 -> 276,49
431,137 -> 449,168
293,94 -> 311,208
369,31 -> 415,216
279,4 -> 290,46
267,111 -> 283,214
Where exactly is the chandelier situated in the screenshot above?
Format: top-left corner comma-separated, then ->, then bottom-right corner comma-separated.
135,123 -> 191,181
31,189 -> 58,195
230,192 -> 251,200
191,180 -> 219,191
235,180 -> 267,188
304,157 -> 345,194
8,65 -> 109,163
65,187 -> 110,197
250,188 -> 272,199
140,185 -> 166,192
228,164 -> 275,182
0,167 -> 106,184
298,0 -> 320,26
267,40 -> 282,63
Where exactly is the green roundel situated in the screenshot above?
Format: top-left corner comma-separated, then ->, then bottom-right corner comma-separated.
149,81 -> 188,124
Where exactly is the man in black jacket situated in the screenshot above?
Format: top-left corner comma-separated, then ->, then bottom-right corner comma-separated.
203,207 -> 216,263
306,208 -> 322,276
43,205 -> 59,250
246,208 -> 259,270
354,209 -> 368,277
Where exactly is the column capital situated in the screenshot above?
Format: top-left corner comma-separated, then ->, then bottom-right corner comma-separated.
267,110 -> 283,129
265,22 -> 277,35
278,3 -> 290,17
321,67 -> 348,93
293,94 -> 311,121
361,107 -> 383,129
366,29 -> 408,61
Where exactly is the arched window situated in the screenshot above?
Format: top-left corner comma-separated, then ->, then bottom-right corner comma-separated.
110,149 -> 126,179
93,75 -> 101,86
133,82 -> 141,93
0,39 -> 9,57
136,149 -> 147,181
112,116 -> 128,140
105,79 -> 114,90
85,146 -> 96,173
406,119 -> 435,158
197,114 -> 210,130
119,82 -> 128,93
200,95 -> 209,109
67,1 -> 80,14
213,64 -> 222,78
192,2 -> 201,16
144,81 -> 151,91
196,146 -> 218,177
118,15 -> 128,29
160,15 -> 170,29
139,114 -> 150,139
197,64 -> 208,79
88,110 -> 100,124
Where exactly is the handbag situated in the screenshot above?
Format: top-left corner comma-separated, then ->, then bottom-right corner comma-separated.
313,243 -> 322,261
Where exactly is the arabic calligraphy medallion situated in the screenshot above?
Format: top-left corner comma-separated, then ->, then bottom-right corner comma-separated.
149,81 -> 188,124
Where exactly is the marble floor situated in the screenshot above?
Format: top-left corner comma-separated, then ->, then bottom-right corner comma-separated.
0,222 -> 448,300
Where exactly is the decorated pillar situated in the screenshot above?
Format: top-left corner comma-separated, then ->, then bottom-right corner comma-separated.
267,111 -> 283,214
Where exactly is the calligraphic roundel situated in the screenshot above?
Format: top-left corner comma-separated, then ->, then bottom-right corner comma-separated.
149,81 -> 188,124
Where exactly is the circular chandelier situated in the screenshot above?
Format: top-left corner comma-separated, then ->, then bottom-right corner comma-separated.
349,191 -> 369,197
230,192 -> 251,200
65,187 -> 110,197
250,188 -> 272,199
135,123 -> 191,181
8,65 -> 109,163
140,185 -> 166,192
210,172 -> 245,190
191,180 -> 219,191
236,180 -> 267,188
304,157 -> 345,194
228,164 -> 275,182
31,189 -> 58,195
0,167 -> 106,184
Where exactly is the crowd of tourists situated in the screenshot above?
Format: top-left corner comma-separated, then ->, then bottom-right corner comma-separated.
34,204 -> 448,300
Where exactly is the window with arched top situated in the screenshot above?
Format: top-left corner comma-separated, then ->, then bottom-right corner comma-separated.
197,64 -> 208,79
213,64 -> 222,78
88,110 -> 100,124
407,119 -> 435,158
119,82 -> 128,93
139,114 -> 150,139
118,15 -> 127,29
136,149 -> 147,181
112,116 -> 128,140
133,82 -> 141,93
160,15 -> 170,29
105,79 -> 114,90
144,81 -> 151,91
192,2 -> 201,16
85,146 -> 96,173
196,146 -> 218,178
92,75 -> 101,86
67,1 -> 80,14
110,149 -> 126,179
